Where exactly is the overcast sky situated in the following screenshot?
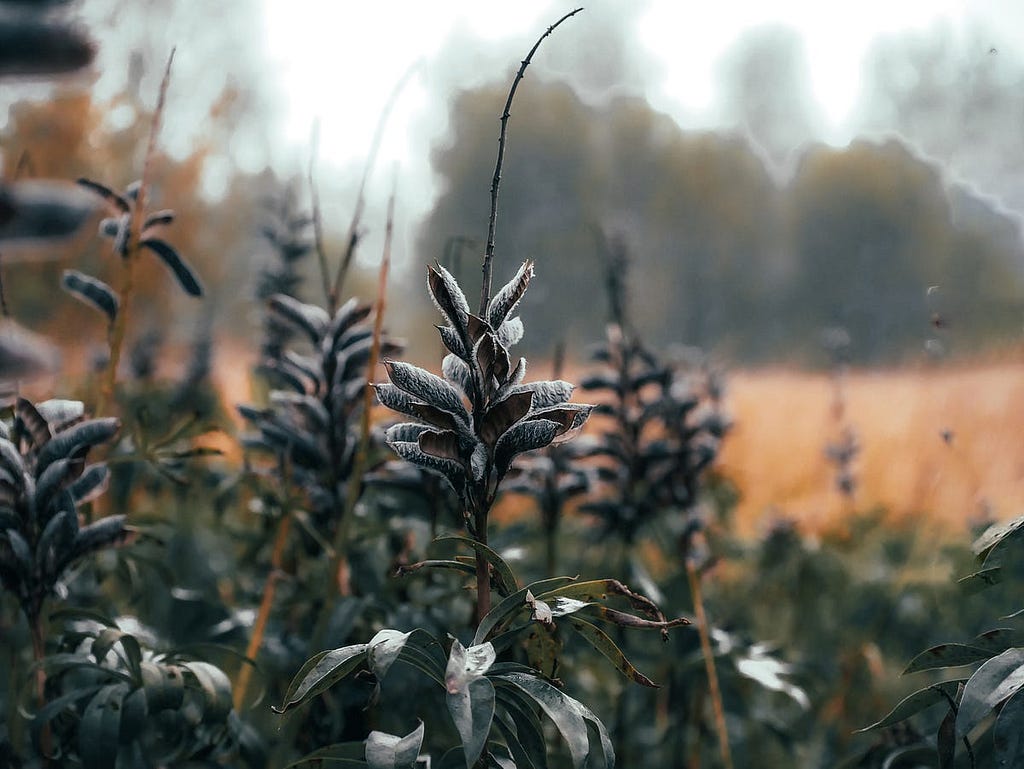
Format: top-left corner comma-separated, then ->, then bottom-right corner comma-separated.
251,1 -> 1024,271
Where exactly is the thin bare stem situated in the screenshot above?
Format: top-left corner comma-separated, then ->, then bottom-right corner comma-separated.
686,560 -> 733,769
308,119 -> 332,310
234,509 -> 293,710
330,63 -> 418,308
312,180 -> 395,651
478,7 -> 583,316
98,48 -> 175,416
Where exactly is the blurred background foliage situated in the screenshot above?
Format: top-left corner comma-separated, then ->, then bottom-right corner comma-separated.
4,1 -> 1024,767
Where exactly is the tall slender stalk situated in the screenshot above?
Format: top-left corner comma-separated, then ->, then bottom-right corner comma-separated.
97,49 -> 175,416
308,119 -> 332,310
466,6 -> 582,627
478,7 -> 583,316
329,65 -> 417,311
686,560 -> 732,769
233,506 -> 293,710
311,183 -> 395,651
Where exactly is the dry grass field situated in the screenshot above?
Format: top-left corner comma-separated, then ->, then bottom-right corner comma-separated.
212,346 -> 1024,539
721,361 -> 1024,536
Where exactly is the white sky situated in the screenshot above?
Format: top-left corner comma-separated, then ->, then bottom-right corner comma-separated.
258,0 -> 1024,272
262,0 -> 999,169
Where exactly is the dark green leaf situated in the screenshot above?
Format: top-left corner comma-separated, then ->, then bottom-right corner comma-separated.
567,616 -> 657,687
36,417 -> 119,473
285,742 -> 368,769
957,647 -> 1024,738
487,260 -> 533,329
79,683 -> 129,769
62,269 -> 118,322
366,721 -> 424,769
497,672 -> 614,769
994,686 -> 1024,766
858,681 -> 963,731
428,263 -> 471,333
436,535 -> 518,597
385,360 -> 468,423
494,419 -> 559,478
183,660 -> 233,723
140,238 -> 203,296
76,178 -> 129,213
140,661 -> 185,711
958,567 -> 1003,594
904,644 -> 995,674
474,577 -> 578,645
274,643 -> 369,713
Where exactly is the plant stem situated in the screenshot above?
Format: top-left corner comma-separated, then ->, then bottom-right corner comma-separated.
29,608 -> 51,764
330,64 -> 417,310
307,119 -> 332,312
686,559 -> 732,769
312,184 -> 394,651
234,509 -> 293,710
97,49 -> 175,417
474,504 -> 490,625
478,7 -> 583,316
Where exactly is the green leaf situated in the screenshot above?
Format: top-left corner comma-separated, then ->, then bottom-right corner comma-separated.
366,721 -> 425,769
285,742 -> 368,769
140,238 -> 203,296
79,683 -> 129,769
971,628 -> 1024,654
937,706 -> 956,769
474,577 -> 577,646
448,677 -> 494,769
446,639 -> 497,768
92,628 -> 142,679
436,535 -> 518,597
994,687 -> 1024,766
62,269 -> 119,321
567,616 -> 657,687
274,643 -> 369,714
48,605 -> 118,628
497,672 -> 614,769
183,661 -> 233,723
857,681 -> 963,731
139,661 -> 185,710
973,514 -> 1024,561
31,684 -> 105,753
880,745 -> 941,769
494,683 -> 548,769
958,567 -> 1003,594
957,647 -> 1024,739
904,644 -> 995,674
487,260 -> 533,328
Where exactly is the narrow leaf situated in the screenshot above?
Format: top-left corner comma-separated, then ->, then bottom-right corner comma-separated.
62,270 -> 118,322
140,238 -> 203,296
957,647 -> 1024,739
904,644 -> 995,674
273,643 -> 369,714
366,721 -> 425,769
857,681 -> 964,731
567,616 -> 657,687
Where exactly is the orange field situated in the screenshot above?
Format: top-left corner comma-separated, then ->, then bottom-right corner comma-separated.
721,363 -> 1024,536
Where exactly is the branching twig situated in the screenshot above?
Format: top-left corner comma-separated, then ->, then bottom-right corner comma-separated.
478,7 -> 583,316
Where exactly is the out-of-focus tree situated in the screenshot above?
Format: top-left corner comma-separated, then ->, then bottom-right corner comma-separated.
419,75 -> 1024,365
715,25 -> 823,169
